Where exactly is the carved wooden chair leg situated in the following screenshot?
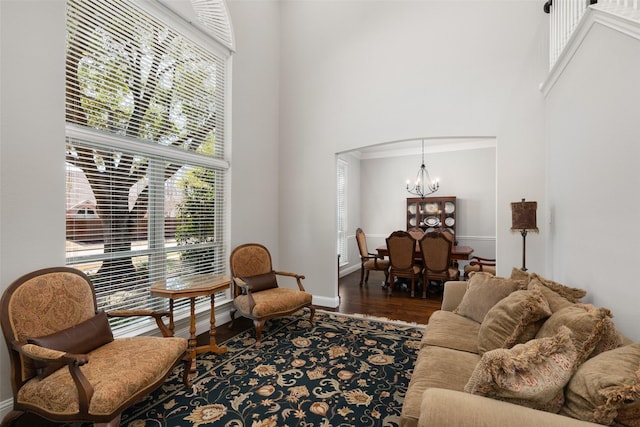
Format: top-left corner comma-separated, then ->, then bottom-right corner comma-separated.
228,308 -> 236,329
254,319 -> 265,346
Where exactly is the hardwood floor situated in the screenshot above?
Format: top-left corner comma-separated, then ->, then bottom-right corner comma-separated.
217,269 -> 443,343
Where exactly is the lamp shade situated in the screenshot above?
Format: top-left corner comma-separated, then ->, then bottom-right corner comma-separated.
511,199 -> 538,231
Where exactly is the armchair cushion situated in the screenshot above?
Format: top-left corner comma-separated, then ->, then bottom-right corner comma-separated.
28,311 -> 114,378
234,287 -> 312,318
241,271 -> 278,292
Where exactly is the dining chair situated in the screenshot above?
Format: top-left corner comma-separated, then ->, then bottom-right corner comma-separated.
419,231 -> 461,298
385,231 -> 422,297
407,226 -> 425,241
355,228 -> 390,287
463,256 -> 497,279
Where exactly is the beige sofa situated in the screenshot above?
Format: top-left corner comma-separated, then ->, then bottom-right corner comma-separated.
400,270 -> 640,427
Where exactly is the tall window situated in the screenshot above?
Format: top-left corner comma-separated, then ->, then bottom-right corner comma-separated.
337,159 -> 348,264
65,0 -> 232,332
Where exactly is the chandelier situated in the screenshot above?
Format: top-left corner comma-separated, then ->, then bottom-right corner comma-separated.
406,140 -> 439,198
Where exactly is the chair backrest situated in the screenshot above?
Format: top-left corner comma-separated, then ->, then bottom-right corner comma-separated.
355,228 -> 369,258
407,226 -> 425,241
419,231 -> 453,274
386,231 -> 417,271
229,243 -> 274,296
1,267 -> 98,387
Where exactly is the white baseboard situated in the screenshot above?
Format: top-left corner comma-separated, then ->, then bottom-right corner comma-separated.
0,399 -> 11,422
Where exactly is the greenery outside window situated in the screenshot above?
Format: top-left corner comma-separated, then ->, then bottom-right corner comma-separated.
65,0 -> 232,332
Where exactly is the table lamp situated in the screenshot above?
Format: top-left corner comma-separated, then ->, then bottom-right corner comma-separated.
511,199 -> 538,271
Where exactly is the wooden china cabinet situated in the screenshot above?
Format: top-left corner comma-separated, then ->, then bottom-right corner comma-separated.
406,196 -> 457,236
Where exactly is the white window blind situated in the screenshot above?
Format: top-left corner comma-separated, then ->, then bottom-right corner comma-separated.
65,0 -> 230,332
337,159 -> 348,264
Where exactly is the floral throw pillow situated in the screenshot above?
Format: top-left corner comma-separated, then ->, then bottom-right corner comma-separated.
465,326 -> 578,413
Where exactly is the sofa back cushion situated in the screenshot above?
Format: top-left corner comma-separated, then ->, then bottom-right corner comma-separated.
453,272 -> 526,323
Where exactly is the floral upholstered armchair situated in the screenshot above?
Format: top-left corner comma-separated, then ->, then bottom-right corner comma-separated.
229,243 -> 315,344
0,267 -> 191,427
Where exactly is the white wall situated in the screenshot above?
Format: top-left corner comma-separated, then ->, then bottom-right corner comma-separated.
0,0 -> 67,405
276,0 -> 548,307
228,1 -> 282,258
545,18 -> 640,340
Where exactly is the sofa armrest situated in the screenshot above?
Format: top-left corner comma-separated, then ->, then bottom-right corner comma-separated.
418,389 -> 601,427
441,281 -> 467,311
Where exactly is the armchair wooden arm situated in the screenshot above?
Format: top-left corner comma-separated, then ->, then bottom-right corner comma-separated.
20,343 -> 95,414
108,309 -> 174,337
464,256 -> 497,278
274,271 -> 307,291
469,256 -> 496,268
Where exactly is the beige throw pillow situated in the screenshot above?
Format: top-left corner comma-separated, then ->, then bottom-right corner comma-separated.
530,273 -> 587,302
536,303 -> 622,365
510,267 -> 587,303
453,272 -> 526,323
465,326 -> 578,413
561,343 -> 640,426
527,279 -> 574,313
477,288 -> 552,354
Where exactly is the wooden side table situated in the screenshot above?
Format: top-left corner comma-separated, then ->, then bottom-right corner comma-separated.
150,273 -> 231,374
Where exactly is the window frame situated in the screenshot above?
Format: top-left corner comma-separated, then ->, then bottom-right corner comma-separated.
337,158 -> 348,266
64,0 -> 234,336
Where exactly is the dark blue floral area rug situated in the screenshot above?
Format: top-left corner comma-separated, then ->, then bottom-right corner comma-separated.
121,310 -> 424,427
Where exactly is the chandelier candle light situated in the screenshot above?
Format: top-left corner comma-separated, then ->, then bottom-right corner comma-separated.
511,198 -> 539,271
406,140 -> 439,198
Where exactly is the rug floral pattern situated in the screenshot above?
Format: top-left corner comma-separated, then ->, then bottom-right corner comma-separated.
121,310 -> 424,427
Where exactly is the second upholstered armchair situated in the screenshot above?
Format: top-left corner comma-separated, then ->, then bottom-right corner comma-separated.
229,243 -> 315,344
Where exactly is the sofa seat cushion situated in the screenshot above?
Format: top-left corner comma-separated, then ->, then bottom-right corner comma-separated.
17,336 -> 187,416
421,310 -> 480,353
401,345 -> 481,427
234,288 -> 313,317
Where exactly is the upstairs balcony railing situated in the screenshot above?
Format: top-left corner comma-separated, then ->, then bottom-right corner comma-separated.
546,0 -> 640,68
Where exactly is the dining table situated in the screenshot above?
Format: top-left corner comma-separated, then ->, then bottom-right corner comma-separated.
375,243 -> 474,261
